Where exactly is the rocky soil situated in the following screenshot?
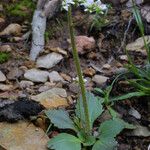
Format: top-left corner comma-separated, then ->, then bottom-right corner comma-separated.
0,0 -> 150,149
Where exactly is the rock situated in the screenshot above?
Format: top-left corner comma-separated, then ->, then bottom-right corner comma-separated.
31,88 -> 68,108
38,82 -> 57,92
92,75 -> 109,86
45,46 -> 68,56
83,67 -> 96,77
126,36 -> 150,55
126,0 -> 143,7
19,80 -> 34,88
141,5 -> 150,23
102,64 -> 111,70
38,85 -> 51,92
36,52 -> 63,69
69,36 -> 95,54
0,23 -> 22,36
0,84 -> 13,91
69,82 -> 80,94
48,71 -> 64,83
119,55 -> 128,62
129,107 -> 141,119
7,68 -> 23,80
131,125 -> 150,137
113,67 -> 128,75
0,91 -> 19,99
118,144 -> 131,150
44,82 -> 56,87
23,60 -> 35,69
0,121 -> 49,150
0,45 -> 12,52
60,73 -> 72,82
24,69 -> 49,83
0,71 -> 6,82
13,37 -> 23,42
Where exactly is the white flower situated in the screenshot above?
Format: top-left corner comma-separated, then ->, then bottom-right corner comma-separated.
62,0 -> 107,12
83,0 -> 107,9
96,1 -> 107,10
83,0 -> 94,7
73,77 -> 87,83
62,0 -> 75,11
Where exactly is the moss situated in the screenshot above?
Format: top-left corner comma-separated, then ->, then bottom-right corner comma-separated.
45,27 -> 57,40
6,0 -> 35,17
0,52 -> 10,63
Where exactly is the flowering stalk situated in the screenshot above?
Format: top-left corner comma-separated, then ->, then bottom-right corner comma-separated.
67,5 -> 91,134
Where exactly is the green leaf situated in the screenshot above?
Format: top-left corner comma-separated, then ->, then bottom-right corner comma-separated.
45,109 -> 76,131
108,107 -> 117,118
94,88 -> 105,96
132,3 -> 144,34
75,92 -> 103,130
98,118 -> 134,140
106,74 -> 122,96
77,131 -> 96,146
92,138 -> 117,150
110,92 -> 146,102
48,133 -> 81,150
83,135 -> 96,146
129,80 -> 150,94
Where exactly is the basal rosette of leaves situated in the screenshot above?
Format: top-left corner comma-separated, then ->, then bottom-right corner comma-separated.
45,92 -> 135,150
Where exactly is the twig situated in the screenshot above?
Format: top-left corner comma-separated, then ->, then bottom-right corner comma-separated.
118,17 -> 133,53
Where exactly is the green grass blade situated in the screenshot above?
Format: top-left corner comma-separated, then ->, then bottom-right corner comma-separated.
111,91 -> 145,102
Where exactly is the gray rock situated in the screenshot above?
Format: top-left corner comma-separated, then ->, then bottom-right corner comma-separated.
38,85 -> 51,92
36,52 -> 63,69
49,71 -> 64,83
119,55 -> 128,61
92,75 -> 109,86
132,125 -> 150,137
114,68 -> 128,75
24,69 -> 49,83
141,5 -> 150,23
19,80 -> 34,88
129,107 -> 141,119
126,0 -> 143,7
0,71 -> 6,82
69,82 -> 80,94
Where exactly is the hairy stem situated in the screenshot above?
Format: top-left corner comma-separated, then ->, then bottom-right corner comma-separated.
68,6 -> 91,134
